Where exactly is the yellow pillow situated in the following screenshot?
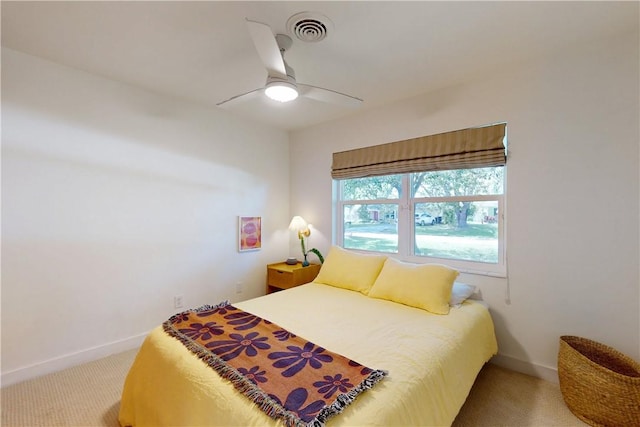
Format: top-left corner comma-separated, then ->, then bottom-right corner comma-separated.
314,246 -> 387,294
368,258 -> 459,314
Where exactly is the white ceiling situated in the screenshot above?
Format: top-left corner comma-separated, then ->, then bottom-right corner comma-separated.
2,1 -> 637,131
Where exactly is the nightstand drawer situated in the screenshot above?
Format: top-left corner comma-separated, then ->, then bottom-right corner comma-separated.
268,268 -> 295,289
266,262 -> 321,294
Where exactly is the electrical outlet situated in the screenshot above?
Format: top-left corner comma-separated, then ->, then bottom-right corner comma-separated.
174,295 -> 184,309
236,282 -> 243,294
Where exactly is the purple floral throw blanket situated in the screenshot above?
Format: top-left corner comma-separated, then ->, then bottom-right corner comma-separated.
163,301 -> 387,427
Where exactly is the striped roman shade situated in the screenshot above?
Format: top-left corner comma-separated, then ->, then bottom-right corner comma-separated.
331,123 -> 506,179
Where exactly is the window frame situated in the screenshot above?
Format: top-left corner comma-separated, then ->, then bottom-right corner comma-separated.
334,169 -> 507,277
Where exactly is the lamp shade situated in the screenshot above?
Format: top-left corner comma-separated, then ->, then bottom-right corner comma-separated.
288,216 -> 308,231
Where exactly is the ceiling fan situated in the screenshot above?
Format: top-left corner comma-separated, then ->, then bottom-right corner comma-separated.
216,19 -> 363,108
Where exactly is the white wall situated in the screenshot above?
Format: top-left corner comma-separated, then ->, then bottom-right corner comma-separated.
1,49 -> 290,385
290,31 -> 640,381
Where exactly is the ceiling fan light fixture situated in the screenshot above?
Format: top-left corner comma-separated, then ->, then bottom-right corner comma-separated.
265,80 -> 298,102
215,20 -> 362,109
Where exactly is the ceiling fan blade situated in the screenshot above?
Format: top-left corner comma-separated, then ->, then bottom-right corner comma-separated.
298,84 -> 363,108
216,87 -> 263,107
246,19 -> 287,79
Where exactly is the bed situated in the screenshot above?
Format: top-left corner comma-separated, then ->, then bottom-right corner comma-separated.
119,249 -> 498,426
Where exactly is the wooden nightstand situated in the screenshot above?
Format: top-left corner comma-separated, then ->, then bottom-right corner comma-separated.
266,262 -> 321,294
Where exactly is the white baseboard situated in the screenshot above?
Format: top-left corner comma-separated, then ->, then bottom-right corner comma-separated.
490,353 -> 559,384
1,332 -> 148,387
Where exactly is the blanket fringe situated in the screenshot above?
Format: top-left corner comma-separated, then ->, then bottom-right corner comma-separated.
194,300 -> 230,312
309,369 -> 388,427
167,301 -> 230,324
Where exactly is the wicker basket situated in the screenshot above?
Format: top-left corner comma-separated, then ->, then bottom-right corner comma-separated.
558,336 -> 640,427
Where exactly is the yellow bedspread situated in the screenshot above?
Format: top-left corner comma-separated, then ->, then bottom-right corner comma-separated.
119,283 -> 497,426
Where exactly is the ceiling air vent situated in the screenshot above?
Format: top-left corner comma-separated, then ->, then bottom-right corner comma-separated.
286,12 -> 334,43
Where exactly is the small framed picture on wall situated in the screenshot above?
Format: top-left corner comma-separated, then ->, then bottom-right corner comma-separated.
238,216 -> 262,252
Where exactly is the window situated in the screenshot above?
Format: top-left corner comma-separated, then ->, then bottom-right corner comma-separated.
336,167 -> 505,275
342,174 -> 402,254
332,124 -> 507,276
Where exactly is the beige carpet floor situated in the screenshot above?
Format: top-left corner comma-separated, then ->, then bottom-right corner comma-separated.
1,349 -> 585,426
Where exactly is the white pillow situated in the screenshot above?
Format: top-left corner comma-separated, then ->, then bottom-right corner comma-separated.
449,282 -> 477,306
